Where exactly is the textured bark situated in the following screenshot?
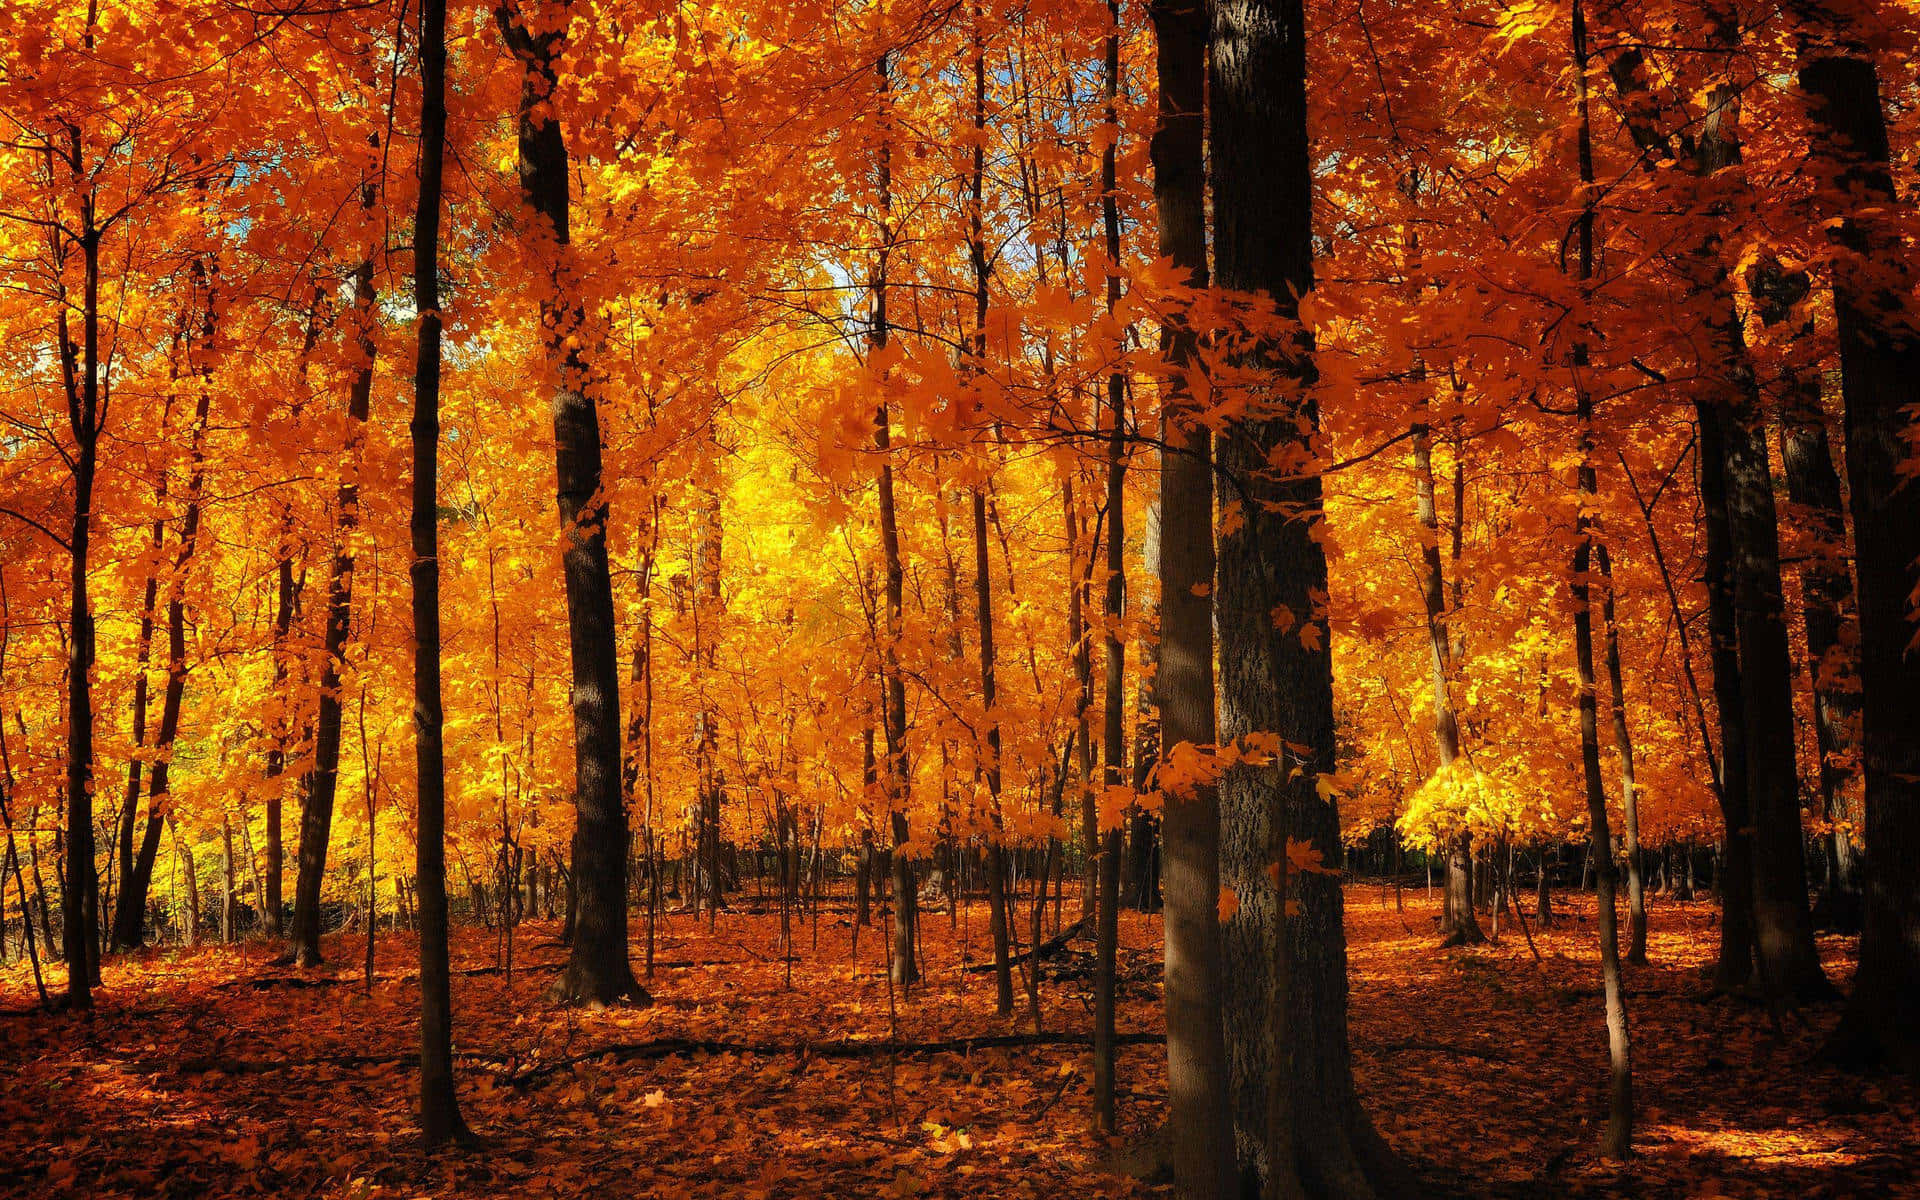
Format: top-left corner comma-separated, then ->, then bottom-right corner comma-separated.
1148,0 -> 1235,1194
1721,395 -> 1828,1000
1752,263 -> 1863,912
1212,0 -> 1415,1193
1797,38 -> 1920,1076
499,1 -> 644,1007
409,0 -> 466,1146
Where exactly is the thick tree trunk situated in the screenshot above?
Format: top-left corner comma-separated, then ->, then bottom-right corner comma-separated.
1752,264 -> 1863,918
409,0 -> 466,1145
1797,40 -> 1920,1075
1212,0 -> 1416,1193
1149,0 -> 1235,1193
498,1 -> 644,1007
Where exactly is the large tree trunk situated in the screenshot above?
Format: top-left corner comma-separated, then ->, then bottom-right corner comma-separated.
409,0 -> 466,1146
1797,35 -> 1920,1076
498,0 -> 644,1007
1212,0 -> 1415,1193
1721,394 -> 1828,1000
1751,263 -> 1863,918
1148,0 -> 1235,1193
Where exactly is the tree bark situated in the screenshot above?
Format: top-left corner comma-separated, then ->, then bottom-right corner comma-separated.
1796,33 -> 1920,1075
1148,0 -> 1235,1193
1093,0 -> 1127,1131
1595,545 -> 1647,964
1212,0 -> 1416,1193
498,0 -> 644,1007
409,0 -> 467,1145
1569,2 -> 1632,1158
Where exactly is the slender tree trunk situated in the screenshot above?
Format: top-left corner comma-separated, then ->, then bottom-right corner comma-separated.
288,248 -> 378,967
1797,33 -> 1920,1075
1413,409 -> 1482,948
1129,503 -> 1163,913
1093,0 -> 1126,1131
869,49 -> 916,989
498,0 -> 644,1006
118,289 -> 214,949
409,0 -> 466,1144
61,227 -> 104,1007
1569,2 -> 1632,1157
1149,0 -> 1234,1192
1595,545 -> 1647,964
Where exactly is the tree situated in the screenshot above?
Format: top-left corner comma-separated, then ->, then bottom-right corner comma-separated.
1147,0 -> 1234,1194
1210,0 -> 1415,1192
1795,11 -> 1920,1077
408,0 -> 467,1146
496,0 -> 645,1007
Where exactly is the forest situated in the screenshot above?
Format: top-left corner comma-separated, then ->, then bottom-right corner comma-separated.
0,0 -> 1917,1196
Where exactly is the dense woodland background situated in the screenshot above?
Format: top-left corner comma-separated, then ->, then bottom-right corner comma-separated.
2,0 -> 1918,1197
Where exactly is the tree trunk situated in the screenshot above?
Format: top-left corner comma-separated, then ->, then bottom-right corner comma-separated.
1149,0 -> 1235,1192
409,0 -> 467,1145
1696,401 -> 1758,990
59,221 -> 104,1008
498,0 -> 644,1007
1212,0 -> 1417,1192
1753,263 -> 1863,919
869,49 -> 916,989
1797,36 -> 1920,1075
1569,3 -> 1632,1157
288,248 -> 378,968
1092,0 -> 1127,1130
1596,545 -> 1647,964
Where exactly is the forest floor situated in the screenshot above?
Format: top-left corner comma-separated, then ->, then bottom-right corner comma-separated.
1,889 -> 1914,1199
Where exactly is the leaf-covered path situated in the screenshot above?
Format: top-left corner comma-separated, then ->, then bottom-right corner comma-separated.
3,894 -> 1912,1199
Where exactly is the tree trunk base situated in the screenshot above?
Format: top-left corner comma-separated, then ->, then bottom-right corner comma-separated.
1437,922 -> 1486,948
548,961 -> 651,1008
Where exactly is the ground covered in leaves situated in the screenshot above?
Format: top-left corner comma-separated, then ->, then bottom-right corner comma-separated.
2,890 -> 1914,1198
